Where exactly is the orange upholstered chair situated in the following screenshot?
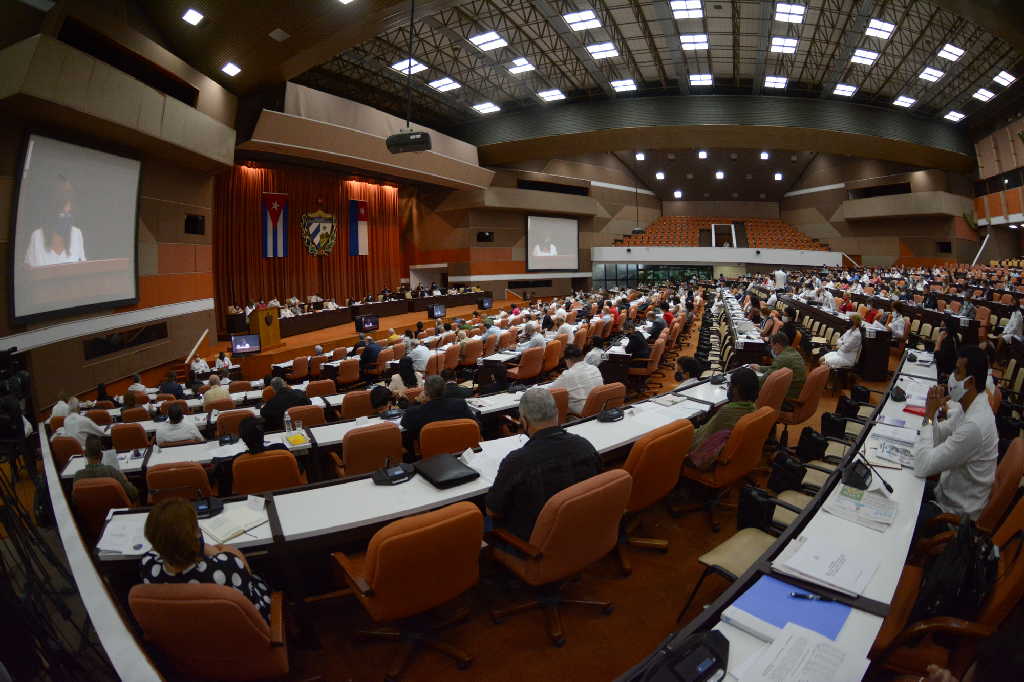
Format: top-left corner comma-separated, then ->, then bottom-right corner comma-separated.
50,436 -> 83,471
548,387 -> 569,424
332,422 -> 403,477
340,390 -> 375,420
121,407 -> 150,423
308,355 -> 327,379
129,583 -> 288,681
419,418 -> 481,459
628,338 -> 666,397
286,404 -> 326,428
286,356 -> 308,383
232,450 -> 306,495
160,399 -> 189,416
755,367 -> 793,413
332,502 -> 483,680
443,344 -> 460,372
424,351 -> 443,377
365,347 -> 394,381
85,409 -> 112,426
615,420 -> 694,575
460,338 -> 483,368
49,415 -> 65,432
778,365 -> 828,437
204,397 -> 235,413
680,406 -> 777,532
489,470 -> 632,646
508,345 -> 544,383
335,357 -> 362,389
216,409 -> 253,438
541,340 -> 562,378
228,381 -> 251,393
94,400 -> 116,410
72,478 -> 133,544
111,423 -> 149,451
146,462 -> 212,503
482,334 -> 498,357
578,382 -> 625,418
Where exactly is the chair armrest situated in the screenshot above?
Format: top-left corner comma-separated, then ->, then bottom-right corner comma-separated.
269,592 -> 286,647
925,512 -> 962,529
879,617 -> 995,663
910,529 -> 956,563
804,462 -> 835,474
334,552 -> 374,596
785,397 -> 805,408
486,528 -> 543,559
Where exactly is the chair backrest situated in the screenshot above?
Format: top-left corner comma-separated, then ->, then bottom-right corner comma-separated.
977,437 -> 1024,534
205,397 -> 235,413
375,347 -> 395,373
95,400 -> 116,409
286,404 -> 326,428
305,379 -> 335,398
121,407 -> 150,423
288,356 -> 308,378
131,391 -> 150,405
424,352 -> 443,376
111,423 -> 149,452
261,386 -> 275,403
483,334 -> 498,356
443,344 -> 460,371
156,393 -> 176,403
309,356 -> 326,376
499,330 -> 516,350
228,381 -> 251,393
359,501 -> 484,622
548,387 -> 569,424
129,583 -> 287,681
50,415 -> 65,431
460,338 -> 483,366
542,340 -> 562,373
515,346 -> 545,381
160,399 -> 189,416
579,382 -> 625,418
519,470 -> 633,586
216,409 -> 252,437
341,422 -> 403,476
755,367 -> 793,413
85,409 -> 112,426
622,420 -> 694,513
714,407 -> 777,485
419,418 -> 482,459
337,358 -> 361,384
72,478 -> 132,542
232,450 -> 304,495
147,462 -> 212,503
640,339 -> 666,372
784,365 -> 828,423
51,436 -> 83,471
340,390 -> 374,419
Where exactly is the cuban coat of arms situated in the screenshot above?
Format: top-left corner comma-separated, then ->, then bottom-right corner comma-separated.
300,209 -> 337,256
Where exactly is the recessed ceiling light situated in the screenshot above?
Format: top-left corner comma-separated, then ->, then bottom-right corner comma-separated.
760,151 -> 770,160
715,170 -> 725,180
391,58 -> 427,75
564,10 -> 600,31
973,88 -> 995,102
671,0 -> 703,20
893,95 -> 915,108
508,57 -> 535,74
937,43 -> 964,61
994,71 -> 1017,87
770,37 -> 798,54
469,31 -> 508,51
775,3 -> 805,23
586,42 -> 619,59
774,172 -> 783,181
428,77 -> 461,93
919,67 -> 944,82
635,151 -> 645,161
833,83 -> 858,96
473,102 -> 500,114
221,62 -> 241,77
269,28 -> 291,42
680,34 -> 709,50
851,49 -> 878,66
689,73 -> 713,86
655,171 -> 665,180
538,89 -> 565,102
944,110 -> 966,123
685,172 -> 694,179
764,75 -> 788,89
338,0 -> 356,4
697,150 -> 708,159
611,79 -> 636,92
182,8 -> 204,25
673,190 -> 682,199
865,18 -> 895,39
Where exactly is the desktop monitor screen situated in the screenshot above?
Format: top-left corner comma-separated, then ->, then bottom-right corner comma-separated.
356,314 -> 380,332
479,297 -> 493,310
427,304 -> 446,320
231,334 -> 261,355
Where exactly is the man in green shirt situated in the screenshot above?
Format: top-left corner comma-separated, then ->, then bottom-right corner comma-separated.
73,435 -> 138,503
753,332 -> 807,403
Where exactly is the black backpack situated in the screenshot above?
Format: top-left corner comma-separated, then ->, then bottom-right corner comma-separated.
911,519 -> 1003,622
766,451 -> 805,494
795,426 -> 828,463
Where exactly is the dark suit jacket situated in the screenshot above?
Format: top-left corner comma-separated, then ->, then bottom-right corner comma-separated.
400,397 -> 477,444
625,332 -> 651,358
442,382 -> 473,400
158,381 -> 185,399
647,318 -> 667,343
260,388 -> 311,431
360,342 -> 383,369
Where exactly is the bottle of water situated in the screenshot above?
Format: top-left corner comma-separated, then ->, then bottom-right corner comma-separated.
284,412 -> 293,434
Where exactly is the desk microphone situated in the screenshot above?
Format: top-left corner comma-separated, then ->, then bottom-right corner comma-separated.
857,450 -> 894,494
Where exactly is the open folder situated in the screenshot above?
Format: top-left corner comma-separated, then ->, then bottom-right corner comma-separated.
722,575 -> 852,642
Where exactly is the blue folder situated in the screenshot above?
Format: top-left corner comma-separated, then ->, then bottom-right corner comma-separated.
729,575 -> 852,641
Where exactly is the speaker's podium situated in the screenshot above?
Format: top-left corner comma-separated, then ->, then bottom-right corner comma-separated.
250,307 -> 283,351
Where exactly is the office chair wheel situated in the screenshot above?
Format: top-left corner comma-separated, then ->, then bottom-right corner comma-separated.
602,604 -> 615,615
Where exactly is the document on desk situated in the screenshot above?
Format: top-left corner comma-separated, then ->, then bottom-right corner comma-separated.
871,439 -> 916,468
871,423 -> 917,446
200,507 -> 268,544
822,485 -> 898,532
775,535 -> 879,597
737,623 -> 869,682
96,513 -> 150,556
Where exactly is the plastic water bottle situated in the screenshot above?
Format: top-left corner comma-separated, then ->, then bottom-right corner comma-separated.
284,412 -> 293,434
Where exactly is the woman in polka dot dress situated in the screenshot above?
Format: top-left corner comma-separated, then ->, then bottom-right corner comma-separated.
138,498 -> 272,622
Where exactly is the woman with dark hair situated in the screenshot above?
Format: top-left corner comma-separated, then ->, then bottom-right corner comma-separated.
388,356 -> 422,394
95,383 -> 113,404
238,416 -> 266,455
24,173 -> 86,267
935,317 -> 961,378
686,367 -> 760,470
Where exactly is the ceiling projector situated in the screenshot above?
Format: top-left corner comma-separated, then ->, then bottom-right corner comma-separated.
387,129 -> 432,154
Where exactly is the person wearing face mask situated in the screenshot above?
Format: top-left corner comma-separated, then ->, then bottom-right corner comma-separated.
24,173 -> 87,267
995,305 -> 1024,367
751,332 -> 806,403
822,314 -> 863,370
780,309 -> 798,347
912,346 -> 998,540
139,497 -> 273,621
888,309 -> 907,346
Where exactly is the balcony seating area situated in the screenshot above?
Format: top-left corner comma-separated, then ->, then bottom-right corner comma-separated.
620,216 -> 829,251
745,220 -> 829,251
621,216 -> 701,246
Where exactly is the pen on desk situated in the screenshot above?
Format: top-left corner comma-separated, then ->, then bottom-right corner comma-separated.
789,591 -> 835,602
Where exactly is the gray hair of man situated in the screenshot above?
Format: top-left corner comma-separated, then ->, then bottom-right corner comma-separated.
270,376 -> 287,392
208,374 -> 220,386
313,344 -> 323,355
68,396 -> 80,413
523,323 -> 536,336
519,387 -> 558,434
423,374 -> 445,400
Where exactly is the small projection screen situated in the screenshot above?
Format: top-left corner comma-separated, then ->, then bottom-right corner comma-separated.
527,215 -> 579,271
11,134 -> 140,322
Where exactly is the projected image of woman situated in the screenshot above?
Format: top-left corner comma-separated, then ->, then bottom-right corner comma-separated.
533,233 -> 558,257
23,174 -> 86,267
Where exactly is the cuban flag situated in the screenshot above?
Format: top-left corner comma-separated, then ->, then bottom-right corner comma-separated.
262,193 -> 288,258
349,199 -> 368,256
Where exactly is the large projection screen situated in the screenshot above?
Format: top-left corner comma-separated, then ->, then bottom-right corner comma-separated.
527,215 -> 579,271
11,134 -> 140,323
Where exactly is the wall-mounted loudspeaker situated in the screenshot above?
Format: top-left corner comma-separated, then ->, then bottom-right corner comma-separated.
476,231 -> 494,242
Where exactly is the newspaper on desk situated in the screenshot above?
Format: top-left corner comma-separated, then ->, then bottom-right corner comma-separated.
871,438 -> 916,468
821,484 -> 898,532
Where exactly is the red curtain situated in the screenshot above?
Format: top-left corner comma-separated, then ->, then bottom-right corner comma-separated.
213,164 -> 403,332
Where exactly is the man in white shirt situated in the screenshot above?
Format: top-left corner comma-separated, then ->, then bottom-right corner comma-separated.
820,287 -> 836,312
888,310 -> 907,342
191,356 -> 210,374
912,346 -> 998,539
408,339 -> 431,373
774,268 -> 787,289
127,374 -> 147,394
279,307 -> 295,319
48,393 -> 71,424
267,298 -> 281,307
517,324 -> 546,351
58,398 -> 106,446
549,346 -> 605,416
554,317 -> 575,344
155,403 -> 204,446
324,299 -> 338,310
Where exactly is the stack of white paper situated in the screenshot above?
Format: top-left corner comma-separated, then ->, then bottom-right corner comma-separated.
737,623 -> 869,682
96,513 -> 150,556
773,536 -> 879,597
871,423 -> 916,445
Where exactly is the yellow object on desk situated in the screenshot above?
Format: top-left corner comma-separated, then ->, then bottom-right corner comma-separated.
286,433 -> 309,446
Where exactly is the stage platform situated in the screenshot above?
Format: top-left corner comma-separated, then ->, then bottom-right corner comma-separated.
234,300 -> 513,380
